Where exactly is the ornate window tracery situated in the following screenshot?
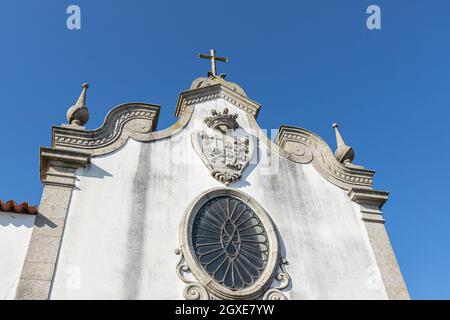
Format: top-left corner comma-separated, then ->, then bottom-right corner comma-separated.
192,196 -> 269,290
177,188 -> 289,300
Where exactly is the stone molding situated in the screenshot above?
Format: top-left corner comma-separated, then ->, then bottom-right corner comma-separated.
348,188 -> 388,223
52,103 -> 160,157
348,188 -> 410,300
275,125 -> 375,191
49,102 -> 197,159
40,147 -> 91,186
175,84 -> 261,119
348,188 -> 389,206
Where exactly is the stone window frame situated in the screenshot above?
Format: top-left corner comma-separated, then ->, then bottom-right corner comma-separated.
179,188 -> 280,300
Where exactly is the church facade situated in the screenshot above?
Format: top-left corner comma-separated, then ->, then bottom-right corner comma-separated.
0,51 -> 409,300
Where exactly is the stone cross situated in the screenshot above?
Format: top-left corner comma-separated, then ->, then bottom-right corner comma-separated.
198,49 -> 229,77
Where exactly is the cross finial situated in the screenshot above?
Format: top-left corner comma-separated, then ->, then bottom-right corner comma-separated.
198,49 -> 229,78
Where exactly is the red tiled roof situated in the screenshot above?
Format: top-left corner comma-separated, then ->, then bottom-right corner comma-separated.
0,200 -> 38,215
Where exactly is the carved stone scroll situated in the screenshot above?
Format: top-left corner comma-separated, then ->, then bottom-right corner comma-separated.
262,258 -> 291,300
175,248 -> 210,300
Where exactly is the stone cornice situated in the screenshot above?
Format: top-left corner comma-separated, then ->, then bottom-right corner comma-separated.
348,188 -> 389,223
40,147 -> 91,186
174,84 -> 261,119
348,188 -> 389,208
52,103 -> 160,156
276,125 -> 375,191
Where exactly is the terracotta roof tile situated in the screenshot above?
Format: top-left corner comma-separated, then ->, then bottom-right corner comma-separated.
0,200 -> 38,215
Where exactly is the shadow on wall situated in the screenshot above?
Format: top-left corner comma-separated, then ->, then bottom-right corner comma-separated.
34,214 -> 58,229
76,163 -> 113,179
0,212 -> 59,230
0,213 -> 37,228
73,163 -> 114,191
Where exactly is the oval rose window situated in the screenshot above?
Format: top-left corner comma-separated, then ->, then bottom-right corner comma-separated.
192,196 -> 269,290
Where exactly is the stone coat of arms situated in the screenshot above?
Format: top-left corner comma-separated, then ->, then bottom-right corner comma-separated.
192,108 -> 255,186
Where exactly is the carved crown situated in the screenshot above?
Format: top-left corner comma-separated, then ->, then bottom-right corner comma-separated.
204,108 -> 238,133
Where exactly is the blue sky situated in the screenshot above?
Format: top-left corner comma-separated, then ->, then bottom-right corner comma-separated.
1,0 -> 449,299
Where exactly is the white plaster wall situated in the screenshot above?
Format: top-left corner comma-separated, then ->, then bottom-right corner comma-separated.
51,99 -> 387,299
0,212 -> 35,299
